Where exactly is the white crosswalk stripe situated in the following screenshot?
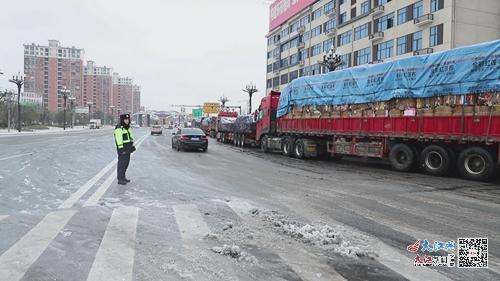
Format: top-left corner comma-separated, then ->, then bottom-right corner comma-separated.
0,215 -> 8,222
0,210 -> 76,281
173,204 -> 211,241
86,206 -> 139,281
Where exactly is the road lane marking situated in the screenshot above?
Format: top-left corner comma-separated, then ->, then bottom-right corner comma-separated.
173,204 -> 211,241
59,134 -> 148,209
225,198 -> 346,281
82,135 -> 149,207
86,206 -> 138,281
0,210 -> 76,281
0,215 -> 8,222
0,153 -> 33,161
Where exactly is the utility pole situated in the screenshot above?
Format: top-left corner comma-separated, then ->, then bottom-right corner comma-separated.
242,82 -> 258,114
8,73 -> 25,132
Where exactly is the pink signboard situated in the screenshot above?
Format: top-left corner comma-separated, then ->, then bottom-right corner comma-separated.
269,0 -> 316,31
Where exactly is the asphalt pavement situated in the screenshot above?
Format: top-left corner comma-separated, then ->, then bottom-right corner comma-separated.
0,127 -> 499,281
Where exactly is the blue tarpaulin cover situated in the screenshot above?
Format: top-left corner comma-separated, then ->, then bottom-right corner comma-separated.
277,39 -> 500,118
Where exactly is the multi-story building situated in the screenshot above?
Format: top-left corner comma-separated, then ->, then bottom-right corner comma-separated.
83,61 -> 113,116
24,40 -> 84,112
132,85 -> 141,114
266,0 -> 500,92
112,73 -> 134,116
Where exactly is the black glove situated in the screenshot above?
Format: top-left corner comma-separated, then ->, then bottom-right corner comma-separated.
131,146 -> 136,153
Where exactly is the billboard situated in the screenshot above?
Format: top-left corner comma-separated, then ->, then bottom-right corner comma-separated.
75,107 -> 89,114
269,0 -> 316,31
203,102 -> 220,114
192,108 -> 203,118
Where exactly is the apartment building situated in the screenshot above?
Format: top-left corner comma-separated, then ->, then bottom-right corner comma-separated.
24,40 -> 84,112
265,0 -> 500,92
112,74 -> 140,117
83,61 -> 113,116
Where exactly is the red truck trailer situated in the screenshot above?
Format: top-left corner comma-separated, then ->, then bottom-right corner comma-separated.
254,40 -> 500,181
216,111 -> 238,143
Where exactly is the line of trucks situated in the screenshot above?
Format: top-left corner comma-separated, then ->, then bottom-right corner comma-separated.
197,40 -> 500,181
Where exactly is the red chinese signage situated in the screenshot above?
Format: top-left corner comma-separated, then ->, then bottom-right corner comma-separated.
269,0 -> 316,31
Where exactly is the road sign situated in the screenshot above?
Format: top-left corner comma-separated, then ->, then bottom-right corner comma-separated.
192,108 -> 203,118
203,102 -> 220,114
75,107 -> 89,114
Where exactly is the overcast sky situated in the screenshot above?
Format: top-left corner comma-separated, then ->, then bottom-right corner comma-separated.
0,0 -> 271,111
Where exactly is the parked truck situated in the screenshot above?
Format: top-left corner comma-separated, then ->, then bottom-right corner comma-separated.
253,40 -> 500,181
215,111 -> 238,143
89,119 -> 102,129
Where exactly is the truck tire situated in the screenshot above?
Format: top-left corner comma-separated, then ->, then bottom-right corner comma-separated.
233,134 -> 238,146
420,145 -> 452,176
240,135 -> 245,147
389,143 -> 416,172
457,147 -> 496,181
261,135 -> 269,153
221,133 -> 226,143
282,137 -> 293,157
294,139 -> 305,159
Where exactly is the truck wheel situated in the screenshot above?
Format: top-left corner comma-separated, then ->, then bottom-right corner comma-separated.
294,139 -> 305,159
282,137 -> 293,157
420,145 -> 452,176
221,133 -> 225,143
233,134 -> 238,146
389,143 -> 416,172
261,135 -> 269,153
458,147 -> 496,181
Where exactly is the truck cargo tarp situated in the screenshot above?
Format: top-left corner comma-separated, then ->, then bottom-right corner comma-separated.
277,39 -> 500,117
218,117 -> 236,132
233,115 -> 256,134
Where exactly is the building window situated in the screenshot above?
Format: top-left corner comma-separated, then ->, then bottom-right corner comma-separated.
290,21 -> 300,33
311,64 -> 321,75
413,0 -> 423,18
361,1 -> 369,14
376,40 -> 393,60
338,31 -> 352,46
339,12 -> 347,24
351,7 -> 357,18
281,28 -> 290,38
355,47 -> 371,65
300,15 -> 310,27
396,36 -> 407,55
267,64 -> 273,73
337,53 -> 352,70
354,23 -> 369,40
290,53 -> 300,65
302,31 -> 311,42
281,42 -> 290,52
324,1 -> 335,13
324,19 -> 336,32
311,43 -> 322,56
311,26 -> 322,37
397,7 -> 407,25
289,37 -> 299,48
300,49 -> 309,60
375,12 -> 394,32
431,0 -> 444,12
312,7 -> 323,20
280,74 -> 289,85
340,0 -> 346,4
289,70 -> 299,82
273,77 -> 280,87
323,38 -> 334,51
412,31 -> 422,51
376,0 -> 391,6
273,61 -> 280,70
430,24 -> 444,46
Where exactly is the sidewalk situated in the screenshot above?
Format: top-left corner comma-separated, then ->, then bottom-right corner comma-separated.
0,125 -> 111,136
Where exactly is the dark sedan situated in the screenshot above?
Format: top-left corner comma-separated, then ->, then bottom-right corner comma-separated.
171,128 -> 208,152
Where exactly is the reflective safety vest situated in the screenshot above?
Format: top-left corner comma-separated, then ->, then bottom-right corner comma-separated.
114,126 -> 134,149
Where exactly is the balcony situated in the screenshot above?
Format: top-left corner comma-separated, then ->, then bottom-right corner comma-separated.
413,47 -> 434,56
414,13 -> 434,26
273,69 -> 280,75
299,60 -> 305,67
369,31 -> 384,41
297,42 -> 306,49
325,9 -> 336,18
371,59 -> 384,64
274,39 -> 281,46
298,26 -> 306,34
273,52 -> 280,59
371,6 -> 384,16
325,29 -> 336,37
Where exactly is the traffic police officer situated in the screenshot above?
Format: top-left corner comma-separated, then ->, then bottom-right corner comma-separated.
114,114 -> 136,185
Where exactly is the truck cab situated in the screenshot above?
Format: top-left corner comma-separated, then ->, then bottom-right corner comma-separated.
255,91 -> 280,142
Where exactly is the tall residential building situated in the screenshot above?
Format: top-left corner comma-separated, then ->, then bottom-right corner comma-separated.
83,61 -> 113,116
265,0 -> 500,92
132,85 -> 141,114
24,40 -> 84,112
112,73 -> 134,116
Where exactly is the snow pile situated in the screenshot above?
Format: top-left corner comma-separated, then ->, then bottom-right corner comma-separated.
203,233 -> 219,241
211,244 -> 258,263
253,209 -> 377,258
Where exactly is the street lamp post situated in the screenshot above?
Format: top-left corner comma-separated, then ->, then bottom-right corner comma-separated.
242,82 -> 258,114
109,106 -> 115,125
320,46 -> 343,72
87,102 -> 93,124
218,95 -> 229,110
69,96 -> 76,128
1,90 -> 13,132
8,73 -> 25,132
